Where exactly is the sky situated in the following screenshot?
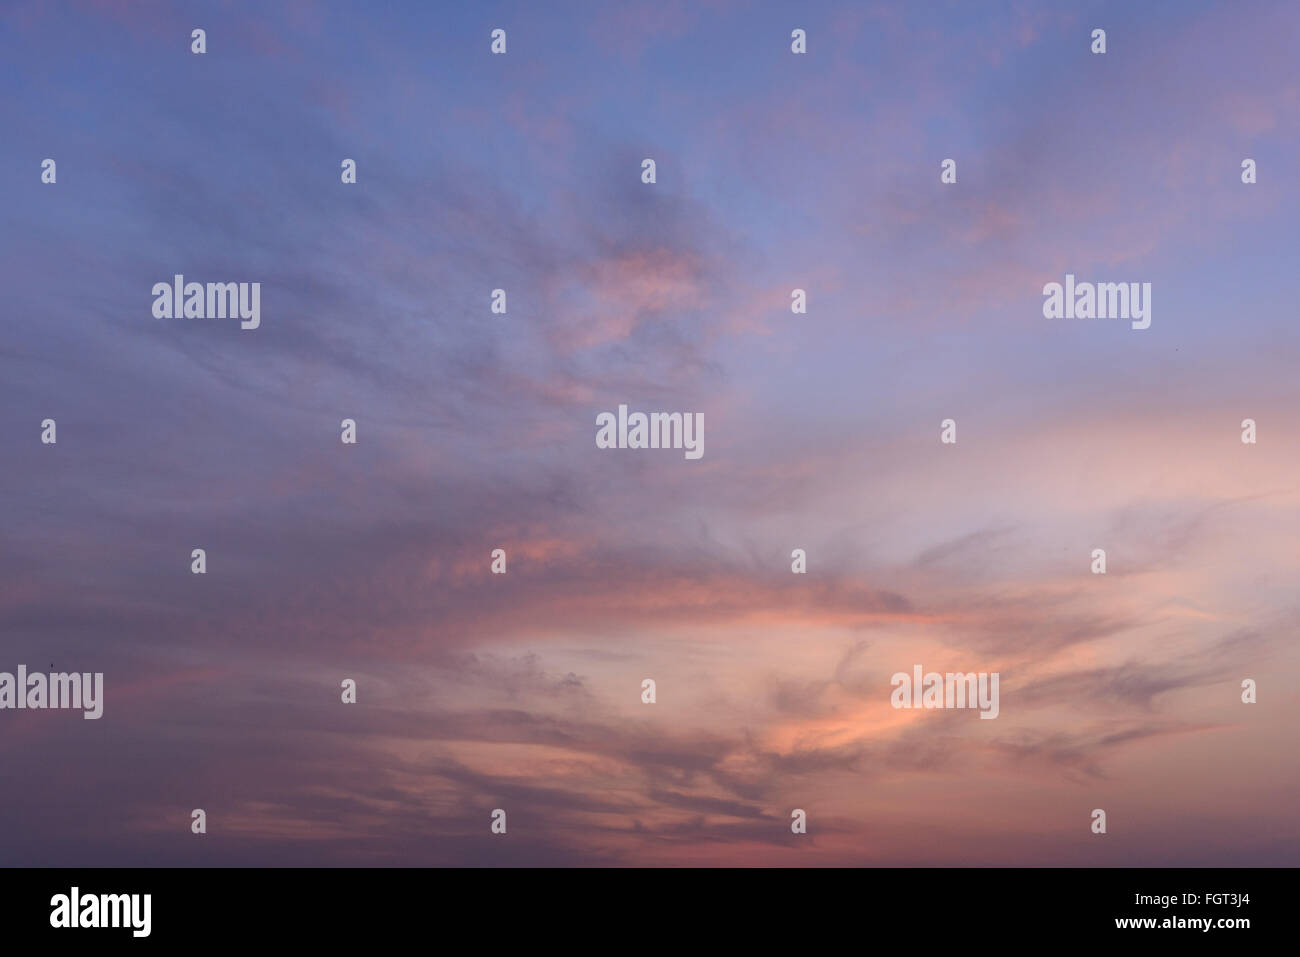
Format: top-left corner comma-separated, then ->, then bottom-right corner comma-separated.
1,0 -> 1298,866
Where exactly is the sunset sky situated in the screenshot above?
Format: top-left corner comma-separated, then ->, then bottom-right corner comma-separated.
2,0 -> 1298,866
